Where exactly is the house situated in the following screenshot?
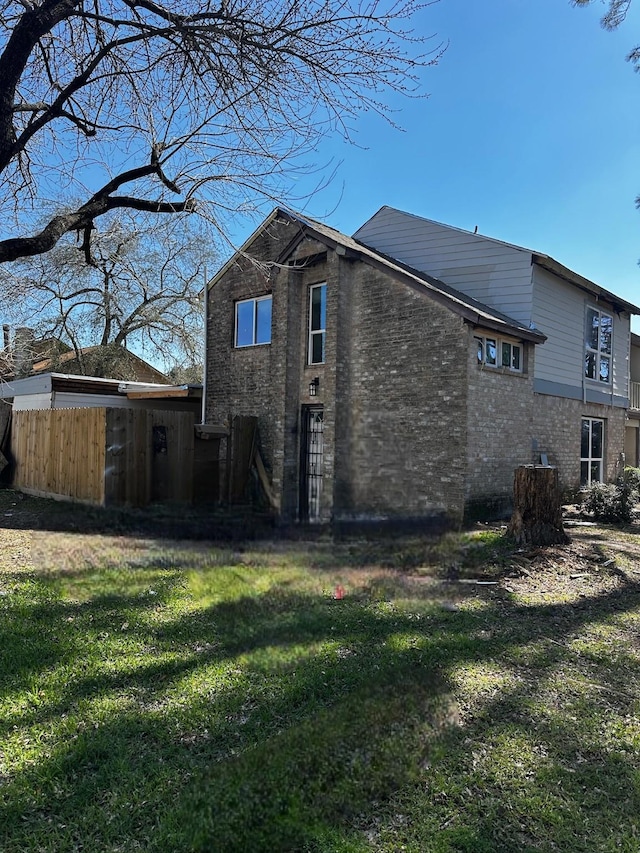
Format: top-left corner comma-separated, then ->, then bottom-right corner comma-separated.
0,327 -> 168,384
205,207 -> 640,526
31,344 -> 169,383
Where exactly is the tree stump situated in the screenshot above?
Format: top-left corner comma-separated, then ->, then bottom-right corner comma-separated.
508,465 -> 570,547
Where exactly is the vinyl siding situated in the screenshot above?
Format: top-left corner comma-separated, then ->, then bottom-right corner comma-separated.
532,265 -> 630,399
354,207 -> 534,325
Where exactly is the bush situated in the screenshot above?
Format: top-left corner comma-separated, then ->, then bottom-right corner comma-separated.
583,474 -> 638,524
622,466 -> 640,498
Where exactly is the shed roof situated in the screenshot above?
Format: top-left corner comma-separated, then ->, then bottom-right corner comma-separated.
1,371 -> 202,400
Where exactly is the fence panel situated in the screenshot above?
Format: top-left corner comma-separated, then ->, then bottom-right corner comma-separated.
12,408 -> 106,504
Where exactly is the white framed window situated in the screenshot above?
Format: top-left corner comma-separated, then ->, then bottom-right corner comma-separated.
475,335 -> 522,372
235,295 -> 272,347
585,306 -> 612,383
308,283 -> 326,364
581,417 -> 605,486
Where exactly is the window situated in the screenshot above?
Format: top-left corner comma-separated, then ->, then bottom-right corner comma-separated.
581,417 -> 604,486
308,283 -> 326,364
235,296 -> 272,347
475,336 -> 522,372
585,306 -> 612,383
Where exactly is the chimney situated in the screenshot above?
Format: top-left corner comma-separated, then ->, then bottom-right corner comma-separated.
14,327 -> 35,378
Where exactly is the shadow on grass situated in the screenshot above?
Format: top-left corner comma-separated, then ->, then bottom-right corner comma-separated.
1,557 -> 639,852
0,488 -> 278,541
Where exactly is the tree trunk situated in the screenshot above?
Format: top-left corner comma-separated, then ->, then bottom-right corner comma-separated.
508,465 -> 570,547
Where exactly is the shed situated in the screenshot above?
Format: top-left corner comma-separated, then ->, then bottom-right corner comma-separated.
3,373 -> 222,506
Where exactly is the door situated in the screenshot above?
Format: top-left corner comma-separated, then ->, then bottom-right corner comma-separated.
300,406 -> 324,521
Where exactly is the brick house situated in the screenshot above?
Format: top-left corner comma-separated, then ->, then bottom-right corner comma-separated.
205,207 -> 639,526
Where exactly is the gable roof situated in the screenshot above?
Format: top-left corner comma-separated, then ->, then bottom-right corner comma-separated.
358,206 -> 640,317
209,208 -> 546,344
32,345 -> 168,384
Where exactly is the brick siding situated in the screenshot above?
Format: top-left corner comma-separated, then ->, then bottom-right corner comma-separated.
465,333 -> 536,518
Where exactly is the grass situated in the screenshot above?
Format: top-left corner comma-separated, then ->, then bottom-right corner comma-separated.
0,493 -> 639,851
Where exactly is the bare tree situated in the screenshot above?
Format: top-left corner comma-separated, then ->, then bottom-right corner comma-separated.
0,212 -> 210,376
0,0 -> 443,265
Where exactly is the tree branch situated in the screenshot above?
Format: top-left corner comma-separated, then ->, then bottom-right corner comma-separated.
0,159 -> 194,263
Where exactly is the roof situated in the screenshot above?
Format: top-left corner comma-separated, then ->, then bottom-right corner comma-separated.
209,207 -> 547,344
32,345 -> 169,384
1,371 -> 202,400
361,206 -> 640,317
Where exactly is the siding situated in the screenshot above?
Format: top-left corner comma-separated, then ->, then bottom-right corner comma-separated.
354,207 -> 534,325
12,392 -> 52,411
532,265 -> 630,399
11,391 -> 199,412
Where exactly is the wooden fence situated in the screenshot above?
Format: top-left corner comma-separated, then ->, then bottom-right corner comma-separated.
13,408 -> 106,503
12,407 -> 198,506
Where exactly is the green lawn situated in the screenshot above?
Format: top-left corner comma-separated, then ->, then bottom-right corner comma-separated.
0,495 -> 639,852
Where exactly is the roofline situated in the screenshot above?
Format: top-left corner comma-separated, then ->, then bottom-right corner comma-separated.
355,206 -> 534,255
532,255 -> 640,315
206,207 -> 284,291
1,372 -> 199,399
284,213 -> 545,343
208,207 -> 545,344
358,207 -> 640,317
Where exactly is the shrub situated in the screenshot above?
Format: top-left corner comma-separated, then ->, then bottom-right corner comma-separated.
622,466 -> 640,499
583,478 -> 636,524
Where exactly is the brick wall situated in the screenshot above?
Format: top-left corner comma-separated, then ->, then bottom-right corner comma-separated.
465,332 -> 536,518
332,263 -> 469,525
531,395 -> 626,497
464,328 -> 627,513
208,219 -> 472,524
206,215 -> 296,503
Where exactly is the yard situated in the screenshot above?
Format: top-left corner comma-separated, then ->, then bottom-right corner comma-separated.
0,490 -> 639,852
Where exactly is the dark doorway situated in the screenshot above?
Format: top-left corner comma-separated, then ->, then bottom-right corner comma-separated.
299,406 -> 324,521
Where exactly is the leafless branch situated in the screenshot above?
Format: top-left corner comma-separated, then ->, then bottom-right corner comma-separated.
0,0 -> 442,262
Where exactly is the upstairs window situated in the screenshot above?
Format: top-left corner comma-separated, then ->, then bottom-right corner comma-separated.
475,336 -> 522,372
585,306 -> 612,383
235,296 -> 272,347
308,283 -> 326,364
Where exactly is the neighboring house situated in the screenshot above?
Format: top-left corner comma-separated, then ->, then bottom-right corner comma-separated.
626,332 -> 640,468
205,207 -> 640,526
32,344 -> 169,384
0,328 -> 168,384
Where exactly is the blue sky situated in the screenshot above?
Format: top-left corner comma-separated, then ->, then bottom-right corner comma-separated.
254,0 -> 640,332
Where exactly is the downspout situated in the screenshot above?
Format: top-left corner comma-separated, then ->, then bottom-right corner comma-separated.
201,268 -> 208,425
